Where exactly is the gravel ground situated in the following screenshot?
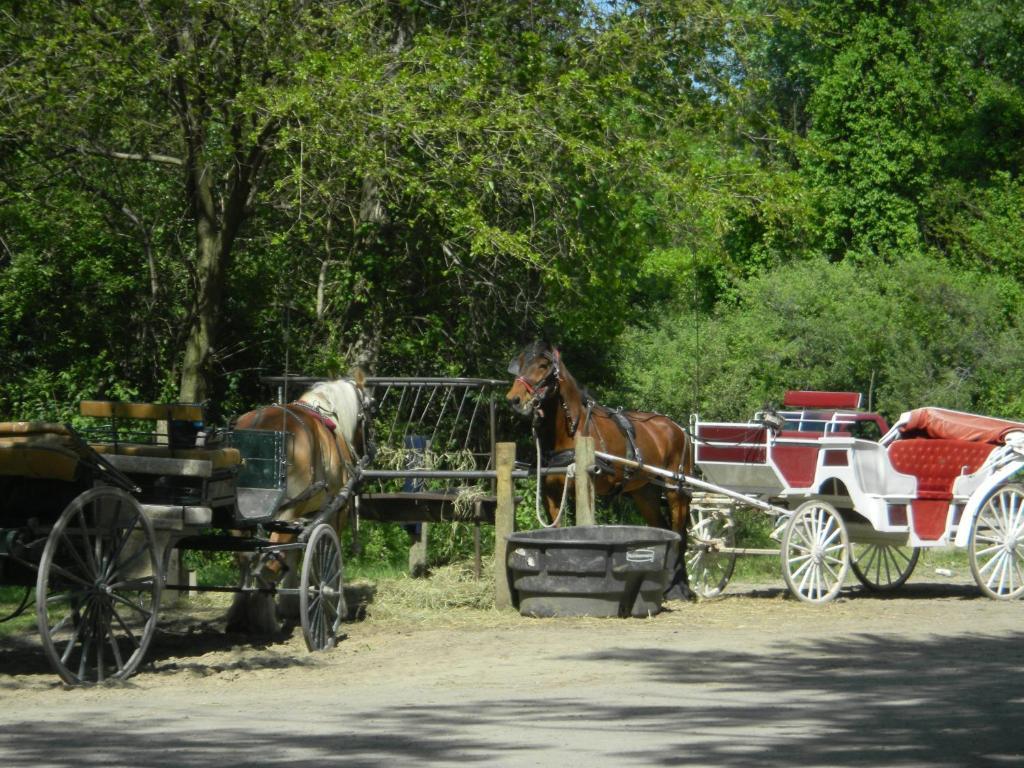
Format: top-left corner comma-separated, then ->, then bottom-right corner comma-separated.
2,574 -> 1023,767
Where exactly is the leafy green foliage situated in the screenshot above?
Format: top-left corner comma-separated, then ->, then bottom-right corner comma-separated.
613,256 -> 1024,423
3,1 -> 1024,574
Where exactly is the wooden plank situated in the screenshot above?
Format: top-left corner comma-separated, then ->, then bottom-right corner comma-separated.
357,493 -> 496,523
574,435 -> 596,526
99,452 -> 213,478
80,401 -> 204,421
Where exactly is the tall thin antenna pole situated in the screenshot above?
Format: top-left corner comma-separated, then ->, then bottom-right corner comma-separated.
283,300 -> 290,404
692,275 -> 701,418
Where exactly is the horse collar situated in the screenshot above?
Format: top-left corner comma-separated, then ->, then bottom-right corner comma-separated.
294,400 -> 337,432
560,395 -> 580,436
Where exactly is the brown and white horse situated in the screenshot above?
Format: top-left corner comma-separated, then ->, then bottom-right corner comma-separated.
227,371 -> 372,633
506,341 -> 692,598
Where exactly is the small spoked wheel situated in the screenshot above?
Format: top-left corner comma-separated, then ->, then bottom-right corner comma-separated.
782,499 -> 850,604
36,487 -> 162,685
687,506 -> 737,599
969,484 -> 1024,600
300,523 -> 346,651
851,543 -> 919,592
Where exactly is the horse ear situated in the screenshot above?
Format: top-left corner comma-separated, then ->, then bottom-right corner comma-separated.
349,366 -> 368,388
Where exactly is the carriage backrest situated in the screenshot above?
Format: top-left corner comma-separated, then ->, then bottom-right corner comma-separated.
80,400 -> 207,449
782,391 -> 862,410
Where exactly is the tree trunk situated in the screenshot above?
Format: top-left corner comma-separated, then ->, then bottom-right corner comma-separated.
179,221 -> 225,403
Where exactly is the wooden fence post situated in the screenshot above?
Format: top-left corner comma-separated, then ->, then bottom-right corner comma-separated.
575,434 -> 596,526
494,442 -> 516,610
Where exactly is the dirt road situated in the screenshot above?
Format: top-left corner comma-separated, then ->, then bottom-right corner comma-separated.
2,578 -> 1023,767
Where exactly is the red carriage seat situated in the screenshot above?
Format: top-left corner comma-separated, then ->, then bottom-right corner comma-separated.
884,408 -> 1024,540
887,440 -> 994,540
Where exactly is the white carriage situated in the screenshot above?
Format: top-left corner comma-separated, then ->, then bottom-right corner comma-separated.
688,391 -> 1024,603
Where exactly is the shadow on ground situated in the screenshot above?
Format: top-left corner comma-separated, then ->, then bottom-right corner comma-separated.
3,625 -> 1022,766
0,582 -> 376,685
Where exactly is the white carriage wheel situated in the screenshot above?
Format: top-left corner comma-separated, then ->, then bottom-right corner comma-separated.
850,543 -> 920,592
35,487 -> 162,685
687,506 -> 737,599
300,523 -> 346,651
968,483 -> 1024,600
781,499 -> 850,604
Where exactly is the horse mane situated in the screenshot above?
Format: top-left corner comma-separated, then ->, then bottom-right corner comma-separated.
297,376 -> 363,446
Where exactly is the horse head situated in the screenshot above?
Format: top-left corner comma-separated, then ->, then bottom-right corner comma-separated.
506,340 -> 562,417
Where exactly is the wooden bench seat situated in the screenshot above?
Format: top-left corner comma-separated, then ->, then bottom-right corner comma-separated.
0,422 -> 82,481
79,400 -> 240,473
88,443 -> 242,470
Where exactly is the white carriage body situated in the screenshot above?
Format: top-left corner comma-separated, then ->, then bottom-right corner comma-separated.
695,391 -> 1024,548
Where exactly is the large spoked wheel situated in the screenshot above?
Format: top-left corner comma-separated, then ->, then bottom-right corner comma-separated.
36,487 -> 162,685
969,484 -> 1024,600
851,543 -> 920,592
300,523 -> 346,651
782,499 -> 850,604
687,506 -> 737,598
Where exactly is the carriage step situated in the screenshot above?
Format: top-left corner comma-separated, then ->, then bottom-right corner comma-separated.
261,519 -> 305,535
691,492 -> 736,510
175,535 -> 271,553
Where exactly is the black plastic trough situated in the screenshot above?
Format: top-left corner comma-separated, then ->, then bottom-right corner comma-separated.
506,525 -> 681,618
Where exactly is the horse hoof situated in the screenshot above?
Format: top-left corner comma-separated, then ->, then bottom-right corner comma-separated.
663,584 -> 695,603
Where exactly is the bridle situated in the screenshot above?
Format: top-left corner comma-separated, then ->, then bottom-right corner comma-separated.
354,386 -> 377,465
509,348 -> 585,436
509,349 -> 561,416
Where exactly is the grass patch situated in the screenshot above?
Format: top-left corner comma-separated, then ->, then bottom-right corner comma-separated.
916,547 -> 970,575
347,559 -> 408,582
0,585 -> 36,637
731,553 -> 781,583
356,557 -> 499,624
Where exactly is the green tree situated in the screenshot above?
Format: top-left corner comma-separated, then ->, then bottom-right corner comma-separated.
3,0 -> 771,410
2,1 -> 336,402
612,257 -> 1024,422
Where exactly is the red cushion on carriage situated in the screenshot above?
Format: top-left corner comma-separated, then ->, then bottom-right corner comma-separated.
899,408 -> 1024,444
887,439 -> 994,540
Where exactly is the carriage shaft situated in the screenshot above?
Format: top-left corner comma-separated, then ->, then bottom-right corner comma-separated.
593,450 -> 790,517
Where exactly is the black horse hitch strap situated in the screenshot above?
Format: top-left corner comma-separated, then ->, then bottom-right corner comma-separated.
611,410 -> 642,465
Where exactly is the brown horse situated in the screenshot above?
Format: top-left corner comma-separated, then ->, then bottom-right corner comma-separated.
506,340 -> 692,598
227,371 -> 372,633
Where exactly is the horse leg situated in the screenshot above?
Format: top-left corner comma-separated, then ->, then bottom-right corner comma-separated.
630,485 -> 668,529
276,549 -> 301,621
664,488 -> 692,602
630,485 -> 691,601
225,538 -> 288,636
